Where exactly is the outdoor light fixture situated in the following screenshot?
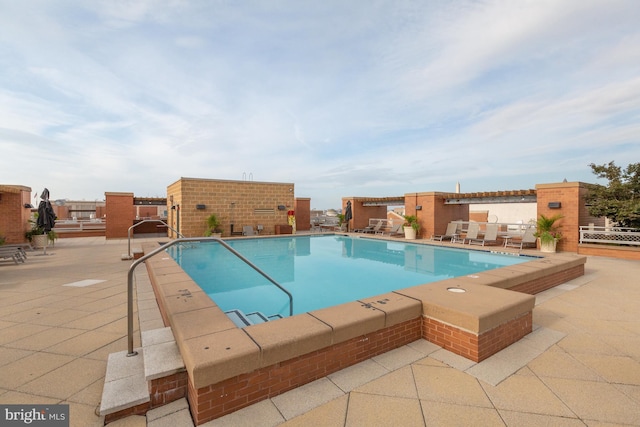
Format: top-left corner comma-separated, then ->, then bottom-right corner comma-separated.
196,204 -> 206,210
548,202 -> 561,209
277,205 -> 286,210
415,205 -> 422,210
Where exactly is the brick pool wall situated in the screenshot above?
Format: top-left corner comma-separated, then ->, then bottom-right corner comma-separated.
187,318 -> 422,424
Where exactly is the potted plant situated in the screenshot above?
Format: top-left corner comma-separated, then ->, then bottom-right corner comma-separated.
535,214 -> 563,253
403,215 -> 421,240
25,217 -> 48,248
337,213 -> 346,231
204,213 -> 223,238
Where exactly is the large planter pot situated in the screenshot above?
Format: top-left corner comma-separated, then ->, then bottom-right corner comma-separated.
404,226 -> 417,240
539,238 -> 557,253
32,234 -> 48,249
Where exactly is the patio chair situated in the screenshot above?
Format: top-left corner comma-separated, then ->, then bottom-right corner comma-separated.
459,222 -> 480,244
504,227 -> 537,250
357,221 -> 383,234
468,223 -> 499,246
377,222 -> 403,236
431,222 -> 459,242
0,247 -> 26,264
242,226 -> 256,236
369,221 -> 384,234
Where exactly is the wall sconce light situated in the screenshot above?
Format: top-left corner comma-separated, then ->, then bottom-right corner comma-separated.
196,204 -> 206,210
24,203 -> 34,209
277,205 -> 286,210
415,205 -> 422,210
548,202 -> 561,209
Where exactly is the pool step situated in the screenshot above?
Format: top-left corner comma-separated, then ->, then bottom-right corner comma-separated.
225,309 -> 283,327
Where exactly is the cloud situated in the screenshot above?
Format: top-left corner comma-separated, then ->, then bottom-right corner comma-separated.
0,1 -> 639,208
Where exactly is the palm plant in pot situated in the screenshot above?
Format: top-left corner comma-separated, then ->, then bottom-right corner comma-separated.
204,213 -> 223,238
535,214 -> 563,253
403,215 -> 421,240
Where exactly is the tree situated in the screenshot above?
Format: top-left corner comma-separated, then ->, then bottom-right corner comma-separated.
585,161 -> 640,228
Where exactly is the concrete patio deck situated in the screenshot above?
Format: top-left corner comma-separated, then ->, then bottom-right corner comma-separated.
0,237 -> 638,426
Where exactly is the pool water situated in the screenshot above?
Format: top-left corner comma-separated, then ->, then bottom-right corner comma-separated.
169,235 -> 528,318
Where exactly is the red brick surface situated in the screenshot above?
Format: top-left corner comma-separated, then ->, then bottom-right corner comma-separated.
189,318 -> 422,424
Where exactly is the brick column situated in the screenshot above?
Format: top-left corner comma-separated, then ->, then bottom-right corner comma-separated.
0,185 -> 32,244
405,192 -> 469,239
105,192 -> 135,239
295,198 -> 310,231
536,181 -> 591,252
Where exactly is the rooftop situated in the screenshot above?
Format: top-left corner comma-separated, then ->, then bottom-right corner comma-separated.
0,237 -> 638,426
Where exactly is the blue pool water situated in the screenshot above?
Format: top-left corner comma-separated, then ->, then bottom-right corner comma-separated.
168,235 -> 528,318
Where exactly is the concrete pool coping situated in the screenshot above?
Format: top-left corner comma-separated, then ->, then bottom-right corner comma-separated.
135,234 -> 586,424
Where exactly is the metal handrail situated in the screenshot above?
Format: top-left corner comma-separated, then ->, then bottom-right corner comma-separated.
126,219 -> 184,259
126,237 -> 293,356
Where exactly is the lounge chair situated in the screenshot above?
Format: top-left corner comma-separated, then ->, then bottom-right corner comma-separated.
467,223 -> 499,246
504,227 -> 537,250
458,222 -> 480,244
377,222 -> 403,236
0,247 -> 26,264
242,226 -> 256,236
431,222 -> 459,242
369,221 -> 384,234
357,221 -> 383,234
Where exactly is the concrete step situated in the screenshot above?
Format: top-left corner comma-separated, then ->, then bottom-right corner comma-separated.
99,349 -> 149,417
100,266 -> 187,422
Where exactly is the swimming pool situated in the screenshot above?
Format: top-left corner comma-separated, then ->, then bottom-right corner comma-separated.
169,235 -> 528,319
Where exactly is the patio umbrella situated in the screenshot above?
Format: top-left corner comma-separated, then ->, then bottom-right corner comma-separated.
37,188 -> 56,232
344,201 -> 353,231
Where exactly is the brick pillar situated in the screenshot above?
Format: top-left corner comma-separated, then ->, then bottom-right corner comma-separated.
0,185 -> 32,244
536,182 -> 593,252
105,192 -> 135,239
405,192 -> 469,239
349,199 -> 387,232
295,198 -> 310,231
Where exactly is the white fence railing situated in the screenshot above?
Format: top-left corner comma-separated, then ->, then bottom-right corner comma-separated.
579,226 -> 640,246
54,219 -> 106,233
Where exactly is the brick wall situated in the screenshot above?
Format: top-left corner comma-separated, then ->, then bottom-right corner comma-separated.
105,192 -> 135,239
405,192 -> 469,239
536,182 -> 598,252
578,244 -> 640,260
349,199 -> 388,231
166,178 -> 295,238
422,312 -> 532,362
0,186 -> 32,244
188,318 -> 422,424
294,198 -> 311,231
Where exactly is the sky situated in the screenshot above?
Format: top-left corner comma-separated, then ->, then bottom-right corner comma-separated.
1,1 -> 639,210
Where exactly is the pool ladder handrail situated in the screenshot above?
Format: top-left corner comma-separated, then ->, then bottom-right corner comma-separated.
126,237 -> 293,357
126,219 -> 185,260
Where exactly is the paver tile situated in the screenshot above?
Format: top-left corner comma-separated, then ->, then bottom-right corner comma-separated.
18,357 -> 106,399
0,352 -> 74,389
421,401 -> 504,427
412,364 -> 492,408
345,392 -> 424,427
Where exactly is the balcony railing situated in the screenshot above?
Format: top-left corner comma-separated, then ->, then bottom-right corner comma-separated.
54,219 -> 106,233
579,226 -> 640,246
